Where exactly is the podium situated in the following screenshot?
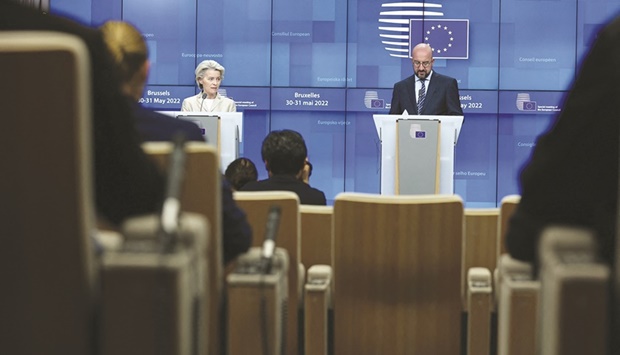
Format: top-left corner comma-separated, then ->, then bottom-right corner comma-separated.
373,114 -> 463,195
159,111 -> 243,170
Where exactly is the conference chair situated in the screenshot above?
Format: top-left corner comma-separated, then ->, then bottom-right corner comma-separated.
467,267 -> 493,355
143,142 -> 225,355
538,226 -> 610,355
300,205 -> 334,268
464,208 -> 500,280
226,247 -> 290,355
298,206 -> 334,355
0,31 -> 97,355
100,213 -> 210,355
494,194 -> 541,355
330,193 -> 464,355
495,254 -> 539,355
498,195 -> 520,258
0,31 -> 209,355
233,191 -> 303,355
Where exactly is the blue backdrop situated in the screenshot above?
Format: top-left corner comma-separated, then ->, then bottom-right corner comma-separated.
51,0 -> 620,206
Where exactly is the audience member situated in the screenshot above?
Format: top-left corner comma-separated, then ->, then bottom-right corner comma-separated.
225,157 -> 258,191
100,20 -> 251,264
241,130 -> 327,205
389,42 -> 463,116
100,21 -> 204,143
181,60 -> 236,112
505,15 -> 620,268
0,0 -> 165,225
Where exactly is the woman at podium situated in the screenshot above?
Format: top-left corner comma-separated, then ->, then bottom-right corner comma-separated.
181,60 -> 237,112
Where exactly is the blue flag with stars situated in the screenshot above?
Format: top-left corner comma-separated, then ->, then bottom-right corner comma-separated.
409,19 -> 469,59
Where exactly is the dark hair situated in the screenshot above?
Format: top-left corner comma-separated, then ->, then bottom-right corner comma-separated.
224,157 -> 258,190
261,130 -> 307,175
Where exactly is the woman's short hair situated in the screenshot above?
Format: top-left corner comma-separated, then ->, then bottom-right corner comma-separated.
195,60 -> 225,88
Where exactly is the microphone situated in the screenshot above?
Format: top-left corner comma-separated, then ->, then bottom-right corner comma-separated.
159,132 -> 187,253
260,205 -> 282,274
199,92 -> 207,112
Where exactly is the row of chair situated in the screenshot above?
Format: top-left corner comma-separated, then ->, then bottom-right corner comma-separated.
4,31 -> 611,355
144,139 -> 495,354
232,190 -> 498,355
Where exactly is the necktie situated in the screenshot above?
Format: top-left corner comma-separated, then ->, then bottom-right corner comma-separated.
417,79 -> 426,114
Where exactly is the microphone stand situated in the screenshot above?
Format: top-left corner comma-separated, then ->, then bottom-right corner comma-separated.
199,92 -> 207,112
158,132 -> 187,253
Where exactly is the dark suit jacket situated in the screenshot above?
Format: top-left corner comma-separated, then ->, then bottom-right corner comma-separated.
1,1 -> 164,225
241,175 -> 327,206
505,15 -> 620,266
130,100 -> 205,143
389,71 -> 463,116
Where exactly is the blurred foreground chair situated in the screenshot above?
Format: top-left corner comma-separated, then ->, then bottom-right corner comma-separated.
300,205 -> 333,268
0,31 -> 209,355
330,193 -> 464,354
299,205 -> 334,355
464,208 -> 499,279
143,142 -> 224,355
100,213 -> 210,355
463,208 -> 499,355
495,254 -> 539,355
0,31 -> 97,355
538,226 -> 609,355
227,247 -> 290,355
498,195 -> 520,258
233,191 -> 303,355
495,194 -> 540,355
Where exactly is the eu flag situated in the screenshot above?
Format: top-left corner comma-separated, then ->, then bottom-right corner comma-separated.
409,19 -> 469,59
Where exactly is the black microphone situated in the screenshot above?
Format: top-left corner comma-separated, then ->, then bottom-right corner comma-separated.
198,92 -> 207,112
159,132 -> 187,253
260,205 -> 282,274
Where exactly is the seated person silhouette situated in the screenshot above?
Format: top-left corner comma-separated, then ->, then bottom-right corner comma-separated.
225,157 -> 258,191
505,15 -> 620,275
100,21 -> 204,142
241,129 -> 326,205
0,2 -> 169,226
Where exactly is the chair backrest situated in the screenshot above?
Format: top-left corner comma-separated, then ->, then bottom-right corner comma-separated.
538,226 -> 609,355
142,142 -> 223,355
300,205 -> 333,268
0,32 -> 95,354
333,192 -> 464,355
498,195 -> 520,258
464,207 -> 499,308
496,254 -> 539,355
233,191 -> 301,355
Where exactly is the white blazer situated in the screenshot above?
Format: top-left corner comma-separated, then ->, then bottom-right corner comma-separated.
181,92 -> 237,112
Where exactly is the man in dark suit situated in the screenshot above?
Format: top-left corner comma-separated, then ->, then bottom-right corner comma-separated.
0,0 -> 164,225
389,43 -> 463,116
241,129 -> 327,205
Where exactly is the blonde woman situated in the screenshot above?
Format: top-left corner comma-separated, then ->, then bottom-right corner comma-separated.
181,60 -> 236,112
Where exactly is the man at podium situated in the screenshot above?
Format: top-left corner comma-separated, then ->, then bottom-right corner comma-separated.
389,43 -> 463,116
